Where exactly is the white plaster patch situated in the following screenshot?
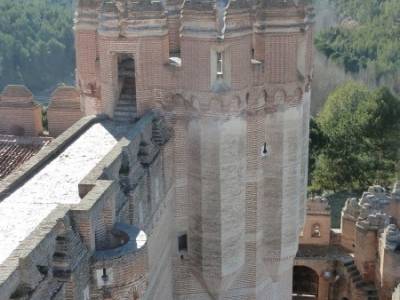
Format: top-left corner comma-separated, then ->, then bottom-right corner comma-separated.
0,123 -> 118,264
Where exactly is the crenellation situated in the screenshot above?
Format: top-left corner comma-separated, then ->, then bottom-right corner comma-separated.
0,85 -> 43,137
48,86 -> 83,137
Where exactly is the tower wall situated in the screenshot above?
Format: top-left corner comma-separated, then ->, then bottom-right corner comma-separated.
73,0 -> 314,299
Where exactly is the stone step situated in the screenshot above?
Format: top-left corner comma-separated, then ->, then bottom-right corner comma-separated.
113,118 -> 136,124
115,104 -> 136,111
114,113 -> 136,120
115,109 -> 136,115
115,109 -> 136,116
113,111 -> 136,122
116,101 -> 136,108
119,95 -> 136,101
121,88 -> 135,94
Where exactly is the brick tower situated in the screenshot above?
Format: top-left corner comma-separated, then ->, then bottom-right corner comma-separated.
75,0 -> 314,298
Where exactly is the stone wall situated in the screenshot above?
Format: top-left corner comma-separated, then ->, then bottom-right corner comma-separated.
297,185 -> 400,300
299,196 -> 331,246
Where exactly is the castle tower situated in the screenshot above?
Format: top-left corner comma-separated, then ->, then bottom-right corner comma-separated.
74,0 -> 314,298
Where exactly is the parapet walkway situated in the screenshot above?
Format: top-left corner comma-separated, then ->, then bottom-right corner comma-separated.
0,122 -> 120,265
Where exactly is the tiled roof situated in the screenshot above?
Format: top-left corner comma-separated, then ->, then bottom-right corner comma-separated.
0,135 -> 51,180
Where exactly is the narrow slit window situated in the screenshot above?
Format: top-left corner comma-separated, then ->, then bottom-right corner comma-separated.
216,51 -> 224,78
101,268 -> 109,283
178,234 -> 188,252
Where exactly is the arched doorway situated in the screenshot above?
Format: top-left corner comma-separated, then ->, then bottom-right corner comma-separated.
293,266 -> 319,299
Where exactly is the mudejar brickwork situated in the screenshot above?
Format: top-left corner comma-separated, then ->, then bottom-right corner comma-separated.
0,0 -> 315,299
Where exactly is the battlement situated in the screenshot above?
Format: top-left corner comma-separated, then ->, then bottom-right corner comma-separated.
47,86 -> 83,137
74,0 -> 314,118
0,85 -> 43,136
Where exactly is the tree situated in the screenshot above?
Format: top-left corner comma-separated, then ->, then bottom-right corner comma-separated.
311,82 -> 400,191
315,0 -> 400,83
0,0 -> 74,94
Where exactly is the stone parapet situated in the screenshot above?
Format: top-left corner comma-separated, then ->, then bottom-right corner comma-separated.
0,115 -> 102,201
92,223 -> 148,299
0,112 -> 173,300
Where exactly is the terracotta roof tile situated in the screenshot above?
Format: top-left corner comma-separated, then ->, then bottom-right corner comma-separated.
0,135 -> 51,180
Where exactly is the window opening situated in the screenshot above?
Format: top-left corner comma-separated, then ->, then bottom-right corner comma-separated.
102,268 -> 109,282
216,52 -> 224,78
178,234 -> 188,252
311,224 -> 321,238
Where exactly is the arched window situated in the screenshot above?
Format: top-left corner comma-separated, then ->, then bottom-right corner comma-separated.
311,223 -> 321,238
274,90 -> 285,105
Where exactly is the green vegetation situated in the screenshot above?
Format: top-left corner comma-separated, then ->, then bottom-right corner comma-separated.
310,81 -> 400,192
0,0 -> 74,93
315,0 -> 400,81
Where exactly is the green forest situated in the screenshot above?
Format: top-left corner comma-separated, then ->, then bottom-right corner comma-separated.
0,0 -> 74,94
315,0 -> 400,84
311,0 -> 400,222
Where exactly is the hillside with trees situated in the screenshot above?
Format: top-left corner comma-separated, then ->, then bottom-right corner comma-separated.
315,0 -> 400,91
310,81 -> 400,192
0,0 -> 74,94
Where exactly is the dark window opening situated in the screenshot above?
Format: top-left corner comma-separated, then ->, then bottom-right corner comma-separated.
37,265 -> 49,276
293,266 -> 319,299
178,234 -> 188,252
102,268 -> 109,282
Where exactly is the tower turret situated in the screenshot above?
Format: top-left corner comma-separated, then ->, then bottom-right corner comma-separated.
73,0 -> 314,298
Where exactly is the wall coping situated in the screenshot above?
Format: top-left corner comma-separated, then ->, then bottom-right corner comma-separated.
0,115 -> 106,201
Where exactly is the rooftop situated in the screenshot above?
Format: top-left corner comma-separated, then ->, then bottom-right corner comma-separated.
296,245 -> 351,260
0,135 -> 51,180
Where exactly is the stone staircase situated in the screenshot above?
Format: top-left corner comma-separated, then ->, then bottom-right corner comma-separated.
343,259 -> 379,300
113,80 -> 137,123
